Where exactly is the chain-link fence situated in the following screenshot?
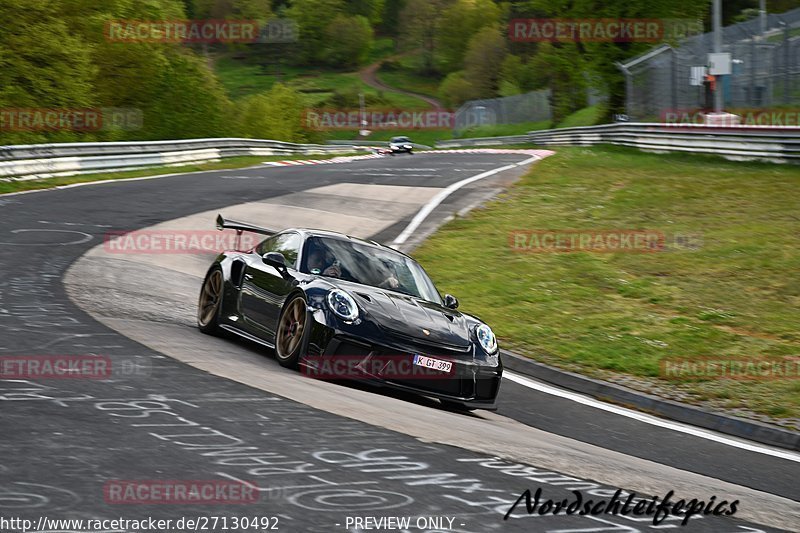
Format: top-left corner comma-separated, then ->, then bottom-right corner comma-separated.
619,8 -> 800,121
453,89 -> 552,133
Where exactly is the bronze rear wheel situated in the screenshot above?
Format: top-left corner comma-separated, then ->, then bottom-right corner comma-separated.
198,268 -> 223,334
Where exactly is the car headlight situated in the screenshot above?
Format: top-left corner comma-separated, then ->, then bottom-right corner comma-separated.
326,289 -> 359,322
475,324 -> 498,354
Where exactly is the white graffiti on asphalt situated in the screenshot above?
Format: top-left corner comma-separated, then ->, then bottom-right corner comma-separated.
0,229 -> 92,246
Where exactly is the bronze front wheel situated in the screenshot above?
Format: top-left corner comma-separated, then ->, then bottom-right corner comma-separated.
275,295 -> 308,368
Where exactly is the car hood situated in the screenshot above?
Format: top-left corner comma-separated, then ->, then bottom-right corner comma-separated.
348,285 -> 471,349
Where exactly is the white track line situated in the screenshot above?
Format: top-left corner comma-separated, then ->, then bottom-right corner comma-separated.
504,370 -> 800,463
391,155 -> 542,246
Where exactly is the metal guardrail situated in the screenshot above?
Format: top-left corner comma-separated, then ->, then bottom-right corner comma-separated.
0,138 -> 367,181
4,125 -> 797,181
326,140 -> 433,150
435,123 -> 800,163
436,135 -> 530,148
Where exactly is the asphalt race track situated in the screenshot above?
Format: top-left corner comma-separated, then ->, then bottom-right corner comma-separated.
1,152 -> 798,533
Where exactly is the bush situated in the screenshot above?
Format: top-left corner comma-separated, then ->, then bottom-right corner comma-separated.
234,84 -> 309,142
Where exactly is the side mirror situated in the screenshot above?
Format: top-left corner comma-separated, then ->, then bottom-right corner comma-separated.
263,252 -> 287,273
444,294 -> 459,309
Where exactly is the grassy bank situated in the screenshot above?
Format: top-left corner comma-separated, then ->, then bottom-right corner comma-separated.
215,54 -> 429,109
413,146 -> 800,425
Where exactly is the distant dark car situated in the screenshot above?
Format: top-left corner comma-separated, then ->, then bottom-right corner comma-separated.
388,136 -> 413,155
198,215 -> 502,410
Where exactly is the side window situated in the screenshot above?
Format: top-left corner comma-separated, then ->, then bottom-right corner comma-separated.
258,232 -> 301,268
273,233 -> 301,268
256,236 -> 277,256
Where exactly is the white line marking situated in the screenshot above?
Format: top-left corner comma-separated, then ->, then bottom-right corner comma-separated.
1,154 -> 383,197
504,370 -> 800,463
391,156 -> 540,246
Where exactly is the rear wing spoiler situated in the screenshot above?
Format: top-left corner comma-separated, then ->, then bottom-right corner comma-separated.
216,214 -> 276,250
216,214 -> 276,236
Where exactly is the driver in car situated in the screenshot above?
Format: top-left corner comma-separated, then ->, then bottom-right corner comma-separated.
307,248 -> 341,277
307,246 -> 402,291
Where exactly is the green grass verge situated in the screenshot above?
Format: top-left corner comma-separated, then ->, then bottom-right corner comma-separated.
377,53 -> 443,99
214,55 -> 287,98
457,120 -> 553,138
557,104 -> 605,128
291,71 -> 430,109
214,53 -> 430,109
0,153 -> 361,195
366,37 -> 397,64
412,145 -> 800,424
376,68 -> 442,100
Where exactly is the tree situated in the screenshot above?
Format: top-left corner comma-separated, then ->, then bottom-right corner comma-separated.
235,83 -> 308,141
286,0 -> 347,63
193,0 -> 273,19
521,0 -> 712,120
437,0 -> 502,73
0,0 -> 96,109
499,55 -> 524,96
398,0 -> 450,73
0,0 -> 97,143
324,15 -> 373,68
345,0 -> 385,25
193,0 -> 232,17
147,48 -> 233,139
528,43 -> 587,122
378,0 -> 405,37
438,71 -> 479,108
232,0 -> 273,18
463,25 -> 508,99
64,0 -> 232,140
0,0 -> 246,143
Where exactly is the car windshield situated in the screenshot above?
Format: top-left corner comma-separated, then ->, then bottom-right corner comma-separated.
391,137 -> 410,143
301,236 -> 442,304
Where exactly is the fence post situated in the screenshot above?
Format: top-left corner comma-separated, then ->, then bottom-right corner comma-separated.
671,47 -> 678,112
785,24 -> 792,104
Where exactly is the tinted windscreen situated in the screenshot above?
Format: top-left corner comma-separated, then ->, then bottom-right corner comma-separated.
301,237 -> 442,304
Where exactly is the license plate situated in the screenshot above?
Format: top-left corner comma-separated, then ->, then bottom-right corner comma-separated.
413,354 -> 452,373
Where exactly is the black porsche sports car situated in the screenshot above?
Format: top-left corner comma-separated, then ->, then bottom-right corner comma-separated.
197,215 -> 502,410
